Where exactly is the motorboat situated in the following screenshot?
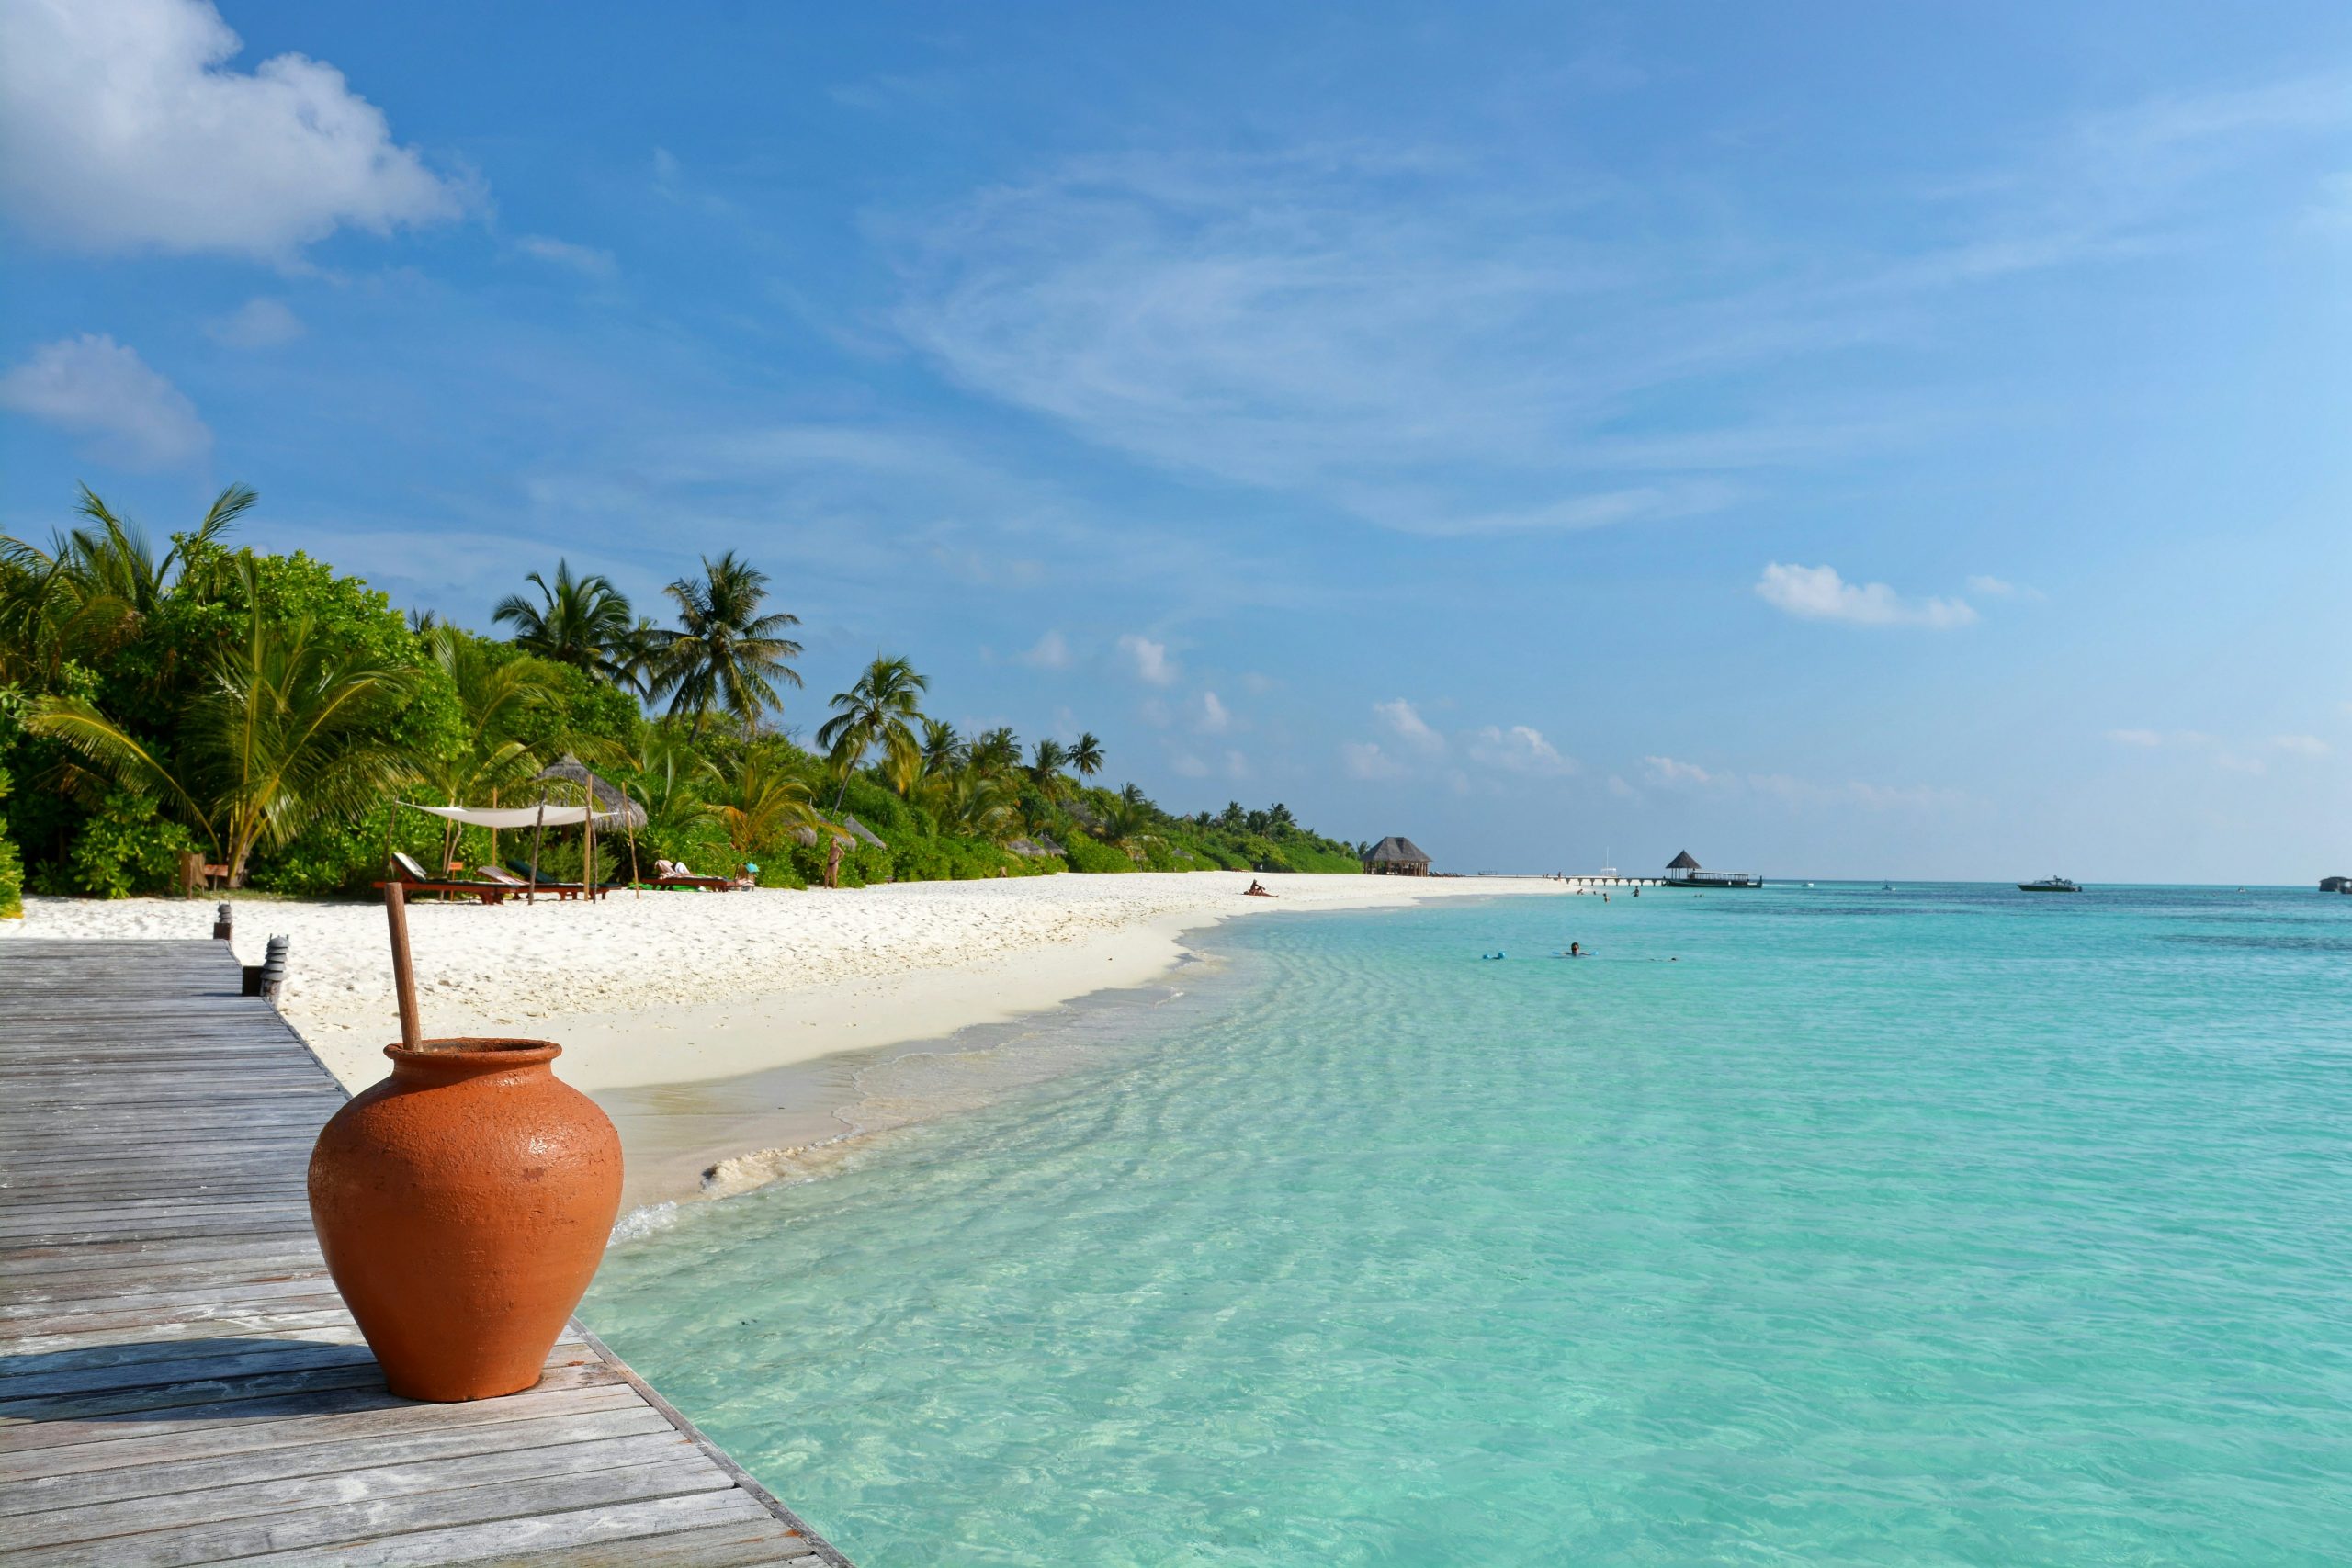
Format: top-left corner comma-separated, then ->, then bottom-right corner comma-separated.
2018,875 -> 2080,893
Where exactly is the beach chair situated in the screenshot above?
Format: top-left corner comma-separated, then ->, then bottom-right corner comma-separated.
375,851 -> 512,906
649,858 -> 740,891
501,860 -> 609,902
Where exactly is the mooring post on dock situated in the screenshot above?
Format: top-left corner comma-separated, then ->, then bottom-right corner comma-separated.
260,933 -> 289,1006
212,901 -> 232,940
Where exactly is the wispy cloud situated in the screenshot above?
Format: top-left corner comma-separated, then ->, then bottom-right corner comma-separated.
888,145 -> 1906,535
1342,740 -> 1404,780
886,77 -> 2351,535
0,334 -> 210,468
1374,698 -> 1446,754
1644,754 -> 1963,810
1196,691 -> 1231,733
1756,563 -> 1976,628
1015,630 -> 1070,670
1965,574 -> 2043,601
2106,727 -> 2312,773
1119,634 -> 1178,685
1644,755 -> 1723,786
1466,724 -> 1577,776
515,234 -> 617,277
205,297 -> 304,348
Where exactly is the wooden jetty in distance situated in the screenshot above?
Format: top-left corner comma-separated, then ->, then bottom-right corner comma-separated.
0,939 -> 850,1567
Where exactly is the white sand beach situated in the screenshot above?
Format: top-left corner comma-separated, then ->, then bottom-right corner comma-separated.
8,874 -> 1561,1205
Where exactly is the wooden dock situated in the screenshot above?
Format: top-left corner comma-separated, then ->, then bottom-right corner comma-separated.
0,939 -> 850,1567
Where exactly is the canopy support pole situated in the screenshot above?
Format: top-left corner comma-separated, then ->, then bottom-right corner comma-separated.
527,795 -> 546,907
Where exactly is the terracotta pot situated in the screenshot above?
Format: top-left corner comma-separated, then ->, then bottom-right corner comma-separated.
309,1038 -> 622,1402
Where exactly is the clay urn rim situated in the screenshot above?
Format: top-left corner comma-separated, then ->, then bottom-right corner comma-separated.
383,1037 -> 562,1065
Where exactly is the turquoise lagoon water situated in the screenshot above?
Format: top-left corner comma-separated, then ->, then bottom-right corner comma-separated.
584,884 -> 2352,1564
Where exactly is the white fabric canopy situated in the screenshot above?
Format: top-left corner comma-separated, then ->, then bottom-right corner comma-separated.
407,803 -> 628,830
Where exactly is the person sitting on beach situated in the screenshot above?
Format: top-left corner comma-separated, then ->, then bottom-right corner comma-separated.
1244,879 -> 1273,897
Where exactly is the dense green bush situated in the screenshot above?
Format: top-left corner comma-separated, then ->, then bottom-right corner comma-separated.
62,787 -> 196,898
0,761 -> 22,919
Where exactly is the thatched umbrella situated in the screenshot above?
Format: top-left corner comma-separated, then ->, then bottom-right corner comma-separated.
1668,850 -> 1701,871
527,754 -> 648,897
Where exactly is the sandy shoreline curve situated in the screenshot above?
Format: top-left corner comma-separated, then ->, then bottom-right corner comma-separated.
7,872 -> 1563,1208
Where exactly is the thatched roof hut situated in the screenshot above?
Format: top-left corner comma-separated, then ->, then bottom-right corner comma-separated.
1363,835 -> 1431,876
529,754 -> 646,828
1667,850 -> 1701,871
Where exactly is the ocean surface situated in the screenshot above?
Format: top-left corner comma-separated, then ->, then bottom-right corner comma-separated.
584,882 -> 2352,1565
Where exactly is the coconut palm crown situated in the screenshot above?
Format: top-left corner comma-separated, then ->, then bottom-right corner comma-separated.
658,551 -> 803,734
492,561 -> 636,683
816,654 -> 929,808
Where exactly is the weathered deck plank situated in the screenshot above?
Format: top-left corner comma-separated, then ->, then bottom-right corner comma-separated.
0,939 -> 850,1566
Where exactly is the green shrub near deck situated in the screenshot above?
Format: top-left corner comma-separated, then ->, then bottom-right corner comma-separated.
0,762 -> 22,919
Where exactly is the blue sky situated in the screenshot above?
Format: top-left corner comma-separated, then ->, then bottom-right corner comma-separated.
3,0 -> 2346,881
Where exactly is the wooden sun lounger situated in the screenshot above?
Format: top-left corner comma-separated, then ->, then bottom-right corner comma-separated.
650,874 -> 741,891
371,877 -> 510,906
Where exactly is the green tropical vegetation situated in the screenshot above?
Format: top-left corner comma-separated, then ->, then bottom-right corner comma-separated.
0,485 -> 1364,903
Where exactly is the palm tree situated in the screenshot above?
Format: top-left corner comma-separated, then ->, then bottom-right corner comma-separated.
969,726 -> 1022,777
614,615 -> 675,699
1,483 -> 251,690
1095,793 -> 1160,863
920,766 -> 1018,841
1069,731 -> 1105,780
28,565 -> 421,885
492,561 -> 636,682
1027,738 -> 1071,802
584,728 -> 715,869
415,627 -> 561,868
815,655 -> 928,809
703,751 -> 825,873
918,718 -> 963,773
658,552 -> 803,734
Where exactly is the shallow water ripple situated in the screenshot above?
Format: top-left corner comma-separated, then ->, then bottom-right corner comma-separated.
588,884 -> 2352,1565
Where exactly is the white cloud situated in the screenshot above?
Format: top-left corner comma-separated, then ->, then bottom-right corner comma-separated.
1643,755 -> 1722,786
1466,724 -> 1577,776
1015,630 -> 1071,670
0,333 -> 210,468
2107,728 -> 2165,747
1342,741 -> 1403,780
1197,691 -> 1231,733
516,234 -> 617,277
0,0 -> 473,259
1169,750 -> 1209,777
2215,753 -> 2267,775
1374,698 -> 1445,753
1607,773 -> 1639,801
1755,563 -> 1977,628
2273,734 -> 2330,756
204,297 -> 304,348
1119,634 -> 1177,685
